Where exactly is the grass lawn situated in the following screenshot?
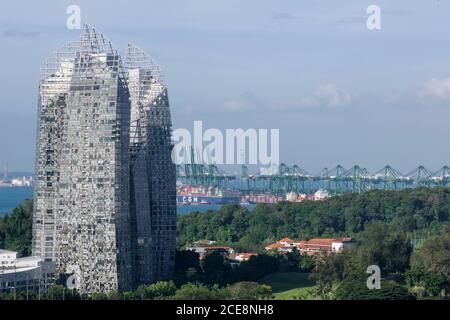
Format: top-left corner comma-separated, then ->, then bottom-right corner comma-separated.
260,272 -> 316,300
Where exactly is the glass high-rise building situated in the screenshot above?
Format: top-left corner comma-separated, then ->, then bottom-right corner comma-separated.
32,25 -> 176,293
126,44 -> 177,285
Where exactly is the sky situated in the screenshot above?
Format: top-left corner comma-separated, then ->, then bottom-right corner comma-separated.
1,0 -> 450,175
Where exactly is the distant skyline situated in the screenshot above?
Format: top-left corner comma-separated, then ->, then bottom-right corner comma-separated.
1,0 -> 450,172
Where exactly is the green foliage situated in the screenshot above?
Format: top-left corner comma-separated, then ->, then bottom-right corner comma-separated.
174,251 -> 283,286
232,254 -> 280,282
0,199 -> 33,256
226,282 -> 272,300
261,272 -> 315,300
42,285 -> 81,300
91,292 -> 109,300
356,221 -> 413,273
4,188 -> 450,300
406,229 -> 450,297
410,229 -> 450,275
311,224 -> 414,300
335,279 -> 415,300
177,188 -> 450,251
276,249 -> 316,273
202,250 -> 231,285
311,250 -> 363,299
406,266 -> 449,297
172,282 -> 272,300
0,290 -> 39,300
175,249 -> 201,273
135,281 -> 177,300
173,283 -> 227,300
122,291 -> 136,300
298,254 -> 315,273
174,250 -> 203,284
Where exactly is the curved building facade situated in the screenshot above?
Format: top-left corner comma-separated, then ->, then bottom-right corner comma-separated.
33,25 -> 176,293
126,44 -> 177,284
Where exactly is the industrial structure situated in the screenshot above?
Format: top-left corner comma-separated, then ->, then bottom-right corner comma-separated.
176,153 -> 450,195
239,164 -> 450,195
33,25 -> 176,294
176,147 -> 236,188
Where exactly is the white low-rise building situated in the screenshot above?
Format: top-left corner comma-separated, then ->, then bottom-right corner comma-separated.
11,177 -> 33,187
331,238 -> 356,252
0,249 -> 55,293
314,189 -> 329,201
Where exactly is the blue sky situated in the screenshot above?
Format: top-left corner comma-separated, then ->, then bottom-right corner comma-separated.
1,0 -> 450,174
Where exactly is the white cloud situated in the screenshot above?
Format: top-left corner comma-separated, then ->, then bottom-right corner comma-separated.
314,84 -> 353,107
419,78 -> 450,99
271,84 -> 353,111
223,85 -> 353,113
223,92 -> 260,112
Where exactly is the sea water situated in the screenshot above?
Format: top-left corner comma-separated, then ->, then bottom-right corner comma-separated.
0,187 -> 255,216
0,187 -> 34,215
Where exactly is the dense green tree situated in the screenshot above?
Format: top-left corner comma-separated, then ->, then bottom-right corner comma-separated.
233,254 -> 280,282
202,251 -> 231,285
107,290 -> 123,300
336,279 -> 415,300
410,230 -> 450,275
406,266 -> 450,298
91,292 -> 109,300
173,283 -> 227,300
135,281 -> 177,300
356,222 -> 413,274
312,222 -> 416,299
311,250 -> 362,299
44,285 -> 68,300
226,282 -> 272,300
406,229 -> 450,298
0,199 -> 33,255
177,188 -> 450,252
4,188 -> 450,300
122,291 -> 136,300
298,254 -> 316,273
175,249 -> 201,273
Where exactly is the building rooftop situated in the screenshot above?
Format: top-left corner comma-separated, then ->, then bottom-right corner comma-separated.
265,243 -> 286,250
295,241 -> 306,248
0,249 -> 16,255
333,237 -> 354,243
237,253 -> 257,259
228,252 -> 257,261
304,238 -> 337,246
189,240 -> 216,247
204,246 -> 233,251
279,237 -> 294,244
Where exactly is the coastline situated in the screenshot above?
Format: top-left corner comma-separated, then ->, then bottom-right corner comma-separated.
0,187 -> 256,216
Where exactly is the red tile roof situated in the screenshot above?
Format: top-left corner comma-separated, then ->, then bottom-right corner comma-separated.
304,238 -> 336,247
279,237 -> 294,244
266,237 -> 354,252
237,253 -> 257,260
265,243 -> 285,250
295,241 -> 306,249
333,237 -> 354,243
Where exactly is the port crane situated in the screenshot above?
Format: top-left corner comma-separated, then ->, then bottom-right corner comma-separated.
178,160 -> 450,195
176,147 -> 235,189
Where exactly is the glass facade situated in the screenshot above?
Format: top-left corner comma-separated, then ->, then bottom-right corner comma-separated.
33,26 -> 176,293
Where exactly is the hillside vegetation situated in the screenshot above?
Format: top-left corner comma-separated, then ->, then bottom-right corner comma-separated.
177,187 -> 450,250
